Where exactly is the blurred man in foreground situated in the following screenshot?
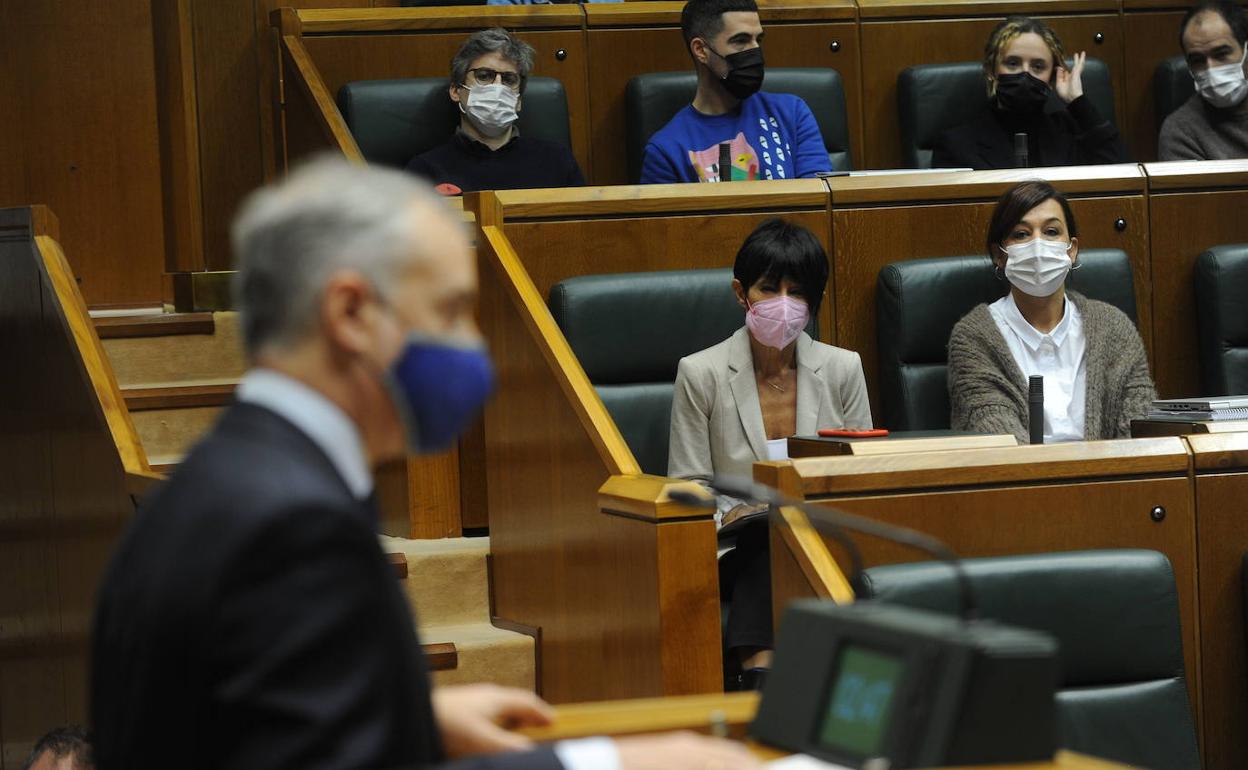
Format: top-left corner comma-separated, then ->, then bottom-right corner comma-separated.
90,157 -> 756,770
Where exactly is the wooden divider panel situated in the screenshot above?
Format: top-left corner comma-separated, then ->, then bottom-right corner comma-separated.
295,8 -> 591,179
1144,160 -> 1248,399
1123,2 -> 1187,164
0,207 -> 133,763
857,0 -> 1124,169
584,1 -> 862,184
828,165 -> 1149,426
1187,431 -> 1248,770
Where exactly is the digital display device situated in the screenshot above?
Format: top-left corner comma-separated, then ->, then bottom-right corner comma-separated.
818,646 -> 904,757
751,600 -> 1058,768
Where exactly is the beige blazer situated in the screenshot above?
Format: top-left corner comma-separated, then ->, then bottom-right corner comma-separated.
668,327 -> 873,486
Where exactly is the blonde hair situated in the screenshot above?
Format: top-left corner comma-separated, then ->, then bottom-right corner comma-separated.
983,16 -> 1067,96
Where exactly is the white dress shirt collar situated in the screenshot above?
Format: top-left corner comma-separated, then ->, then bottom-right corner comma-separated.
235,368 -> 374,499
995,291 -> 1075,353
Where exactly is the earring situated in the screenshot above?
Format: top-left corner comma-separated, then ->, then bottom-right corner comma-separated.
993,264 -> 1005,281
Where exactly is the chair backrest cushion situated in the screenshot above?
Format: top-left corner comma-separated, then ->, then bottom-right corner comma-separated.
898,59 -> 1116,169
875,248 -> 1135,430
1195,244 -> 1248,395
859,550 -> 1200,770
1155,55 -> 1195,132
625,68 -> 852,183
336,77 -> 571,168
549,268 -> 817,474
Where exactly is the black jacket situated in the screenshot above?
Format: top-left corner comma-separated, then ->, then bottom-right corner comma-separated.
406,130 -> 584,194
91,402 -> 560,770
931,94 -> 1128,170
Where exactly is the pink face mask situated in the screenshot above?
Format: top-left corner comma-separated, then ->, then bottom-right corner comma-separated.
745,295 -> 809,350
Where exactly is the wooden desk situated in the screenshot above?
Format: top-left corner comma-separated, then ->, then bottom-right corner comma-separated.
1144,159 -> 1248,398
1185,431 -> 1248,770
758,438 -> 1201,730
518,692 -> 1134,768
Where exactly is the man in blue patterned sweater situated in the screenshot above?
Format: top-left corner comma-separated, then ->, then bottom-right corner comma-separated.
639,0 -> 831,184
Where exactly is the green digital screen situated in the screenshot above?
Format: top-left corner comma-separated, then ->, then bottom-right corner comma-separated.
818,645 -> 904,757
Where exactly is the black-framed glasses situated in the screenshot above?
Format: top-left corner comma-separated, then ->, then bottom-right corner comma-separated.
466,68 -> 521,90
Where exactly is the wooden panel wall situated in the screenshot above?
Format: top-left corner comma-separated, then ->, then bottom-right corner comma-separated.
1145,162 -> 1248,399
0,3 -> 165,307
1123,6 -> 1186,164
0,208 -> 131,765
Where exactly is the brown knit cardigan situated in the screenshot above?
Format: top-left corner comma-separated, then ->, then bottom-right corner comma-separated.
947,291 -> 1157,442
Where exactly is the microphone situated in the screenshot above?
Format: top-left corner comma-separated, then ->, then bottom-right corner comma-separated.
718,142 -> 732,183
1028,375 -> 1044,445
669,476 -> 978,621
1013,132 -> 1029,168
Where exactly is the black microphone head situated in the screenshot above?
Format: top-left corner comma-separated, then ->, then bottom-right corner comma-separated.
1029,375 -> 1044,398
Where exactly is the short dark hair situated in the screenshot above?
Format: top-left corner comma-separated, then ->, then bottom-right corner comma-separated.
680,0 -> 760,53
22,726 -> 93,770
733,218 -> 829,318
985,180 -> 1079,259
449,28 -> 535,94
1179,0 -> 1248,50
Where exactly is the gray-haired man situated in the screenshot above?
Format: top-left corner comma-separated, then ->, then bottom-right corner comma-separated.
90,157 -> 756,770
406,28 -> 584,194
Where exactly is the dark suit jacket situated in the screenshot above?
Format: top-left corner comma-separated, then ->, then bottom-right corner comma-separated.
91,402 -> 560,770
931,95 -> 1128,170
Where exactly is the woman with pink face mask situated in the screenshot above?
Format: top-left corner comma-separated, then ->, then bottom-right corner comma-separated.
668,218 -> 872,691
948,180 -> 1155,442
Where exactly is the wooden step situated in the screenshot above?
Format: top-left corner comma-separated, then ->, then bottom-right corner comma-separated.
95,312 -> 215,339
124,382 -> 235,411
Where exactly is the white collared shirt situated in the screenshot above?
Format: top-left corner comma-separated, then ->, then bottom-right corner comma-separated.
235,368 -> 374,499
988,293 -> 1087,442
234,369 -> 619,770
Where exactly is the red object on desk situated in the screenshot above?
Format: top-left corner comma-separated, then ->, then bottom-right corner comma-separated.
817,428 -> 890,438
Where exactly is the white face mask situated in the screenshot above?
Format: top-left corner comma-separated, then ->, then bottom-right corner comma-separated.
460,83 -> 519,138
1002,238 -> 1073,298
1193,47 -> 1248,109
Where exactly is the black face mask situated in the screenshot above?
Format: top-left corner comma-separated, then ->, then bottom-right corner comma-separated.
708,45 -> 765,100
995,71 -> 1050,114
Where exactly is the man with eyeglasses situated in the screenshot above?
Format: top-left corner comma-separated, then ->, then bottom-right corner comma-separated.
407,28 -> 585,195
1159,0 -> 1248,160
639,0 -> 831,184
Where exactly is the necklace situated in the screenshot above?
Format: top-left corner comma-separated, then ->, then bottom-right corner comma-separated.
765,378 -> 787,393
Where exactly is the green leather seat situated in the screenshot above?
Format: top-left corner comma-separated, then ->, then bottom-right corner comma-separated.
548,269 -> 815,475
875,249 -> 1137,430
1154,55 -> 1194,134
860,550 -> 1200,770
336,77 -> 572,168
898,59 -> 1117,169
1194,245 -> 1248,395
624,68 -> 853,183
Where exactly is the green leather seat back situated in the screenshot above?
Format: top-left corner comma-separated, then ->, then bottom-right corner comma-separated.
897,59 -> 1116,169
624,68 -> 853,183
875,249 -> 1136,431
859,550 -> 1200,770
1195,245 -> 1248,395
336,77 -> 572,168
1154,55 -> 1195,134
549,268 -> 816,475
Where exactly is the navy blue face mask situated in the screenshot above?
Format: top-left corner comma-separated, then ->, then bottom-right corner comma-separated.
384,332 -> 495,453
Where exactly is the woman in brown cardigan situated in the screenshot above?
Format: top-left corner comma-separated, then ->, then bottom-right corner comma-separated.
947,180 -> 1156,441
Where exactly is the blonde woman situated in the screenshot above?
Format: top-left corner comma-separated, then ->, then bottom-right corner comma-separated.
931,16 -> 1128,169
